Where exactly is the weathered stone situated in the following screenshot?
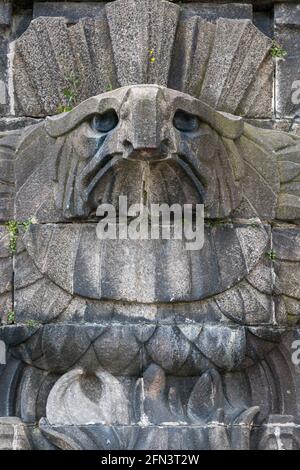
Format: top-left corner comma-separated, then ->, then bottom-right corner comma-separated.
13,85 -> 296,224
276,135 -> 300,221
17,366 -> 58,424
33,2 -> 105,23
106,0 -> 180,87
12,3 -> 272,118
275,4 -> 300,27
38,420 -> 288,450
1,323 -> 299,449
0,227 -> 12,323
0,80 -> 5,108
0,34 -> 7,116
0,129 -> 24,221
169,17 -> 215,97
275,56 -> 300,120
237,57 -> 274,118
273,228 -> 300,301
0,323 -> 283,376
0,117 -> 42,132
275,4 -> 300,119
13,222 -> 269,311
200,19 -> 271,115
182,3 -> 252,21
0,2 -> 12,27
256,415 -> 300,450
216,278 -> 273,325
46,368 -> 132,426
0,418 -> 31,449
0,133 -> 14,221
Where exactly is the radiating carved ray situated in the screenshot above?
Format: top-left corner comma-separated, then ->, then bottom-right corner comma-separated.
12,0 -> 272,117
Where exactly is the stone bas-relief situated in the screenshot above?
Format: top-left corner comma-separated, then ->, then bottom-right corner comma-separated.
1,0 -> 300,451
13,85 -> 300,224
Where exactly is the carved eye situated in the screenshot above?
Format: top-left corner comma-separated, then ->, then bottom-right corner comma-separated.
91,110 -> 119,133
173,110 -> 200,133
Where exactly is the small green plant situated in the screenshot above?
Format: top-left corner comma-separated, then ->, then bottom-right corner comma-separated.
106,82 -> 113,92
250,222 -> 260,229
7,310 -> 15,325
149,49 -> 156,63
57,104 -> 70,114
270,40 -> 287,58
5,218 -> 34,255
58,72 -> 81,113
207,220 -> 228,228
5,220 -> 19,255
267,249 -> 277,261
22,218 -> 33,232
26,319 -> 39,328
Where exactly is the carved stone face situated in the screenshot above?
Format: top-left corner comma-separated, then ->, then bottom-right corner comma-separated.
45,85 -> 242,219
10,84 -> 296,373
14,84 -> 278,308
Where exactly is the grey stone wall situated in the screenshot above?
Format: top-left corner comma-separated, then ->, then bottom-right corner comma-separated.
1,0 -> 300,450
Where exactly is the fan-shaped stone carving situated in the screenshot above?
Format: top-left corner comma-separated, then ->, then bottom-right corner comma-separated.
12,0 -> 272,117
18,222 -> 269,303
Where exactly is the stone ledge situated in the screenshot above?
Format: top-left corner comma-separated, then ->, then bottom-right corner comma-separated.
33,2 -> 106,23
181,3 -> 253,21
275,3 -> 300,27
0,2 -> 12,27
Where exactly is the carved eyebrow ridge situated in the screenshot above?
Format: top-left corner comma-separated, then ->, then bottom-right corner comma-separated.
45,86 -> 244,141
46,96 -> 121,137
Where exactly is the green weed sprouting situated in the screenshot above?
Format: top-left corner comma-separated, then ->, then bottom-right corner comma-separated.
7,310 -> 15,325
57,72 -> 81,113
5,218 -> 33,255
270,40 -> 287,58
267,249 -> 277,261
26,319 -> 39,328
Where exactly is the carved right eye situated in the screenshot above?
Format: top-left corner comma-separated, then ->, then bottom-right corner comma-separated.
91,110 -> 119,133
173,110 -> 200,133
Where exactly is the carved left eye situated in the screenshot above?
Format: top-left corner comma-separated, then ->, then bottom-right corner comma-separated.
173,110 -> 200,133
91,110 -> 119,133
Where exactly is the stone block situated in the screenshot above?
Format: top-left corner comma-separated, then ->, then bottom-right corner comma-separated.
12,6 -> 272,118
182,3 -> 253,21
0,34 -> 7,116
14,222 -> 269,316
0,130 -> 21,221
199,19 -> 272,116
0,2 -> 12,27
275,4 -> 300,27
275,4 -> 300,118
273,227 -> 300,324
0,322 -> 282,376
0,117 -> 42,132
38,421 -> 285,450
0,227 -> 12,323
0,418 -> 31,449
33,2 -> 106,23
237,56 -> 273,118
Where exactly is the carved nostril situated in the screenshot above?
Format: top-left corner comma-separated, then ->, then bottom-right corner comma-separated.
123,139 -> 133,152
161,138 -> 171,153
123,139 -> 169,161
